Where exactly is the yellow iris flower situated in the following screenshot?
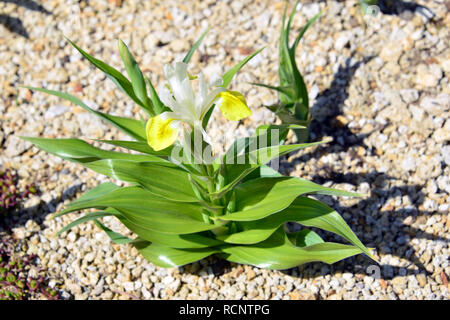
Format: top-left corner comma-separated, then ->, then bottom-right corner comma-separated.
145,62 -> 251,151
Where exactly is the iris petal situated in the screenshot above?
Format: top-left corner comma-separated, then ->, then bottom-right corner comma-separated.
146,115 -> 179,151
216,91 -> 252,121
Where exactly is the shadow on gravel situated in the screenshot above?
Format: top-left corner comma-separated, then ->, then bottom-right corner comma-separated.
308,55 -> 376,156
274,52 -> 446,282
0,14 -> 29,38
0,183 -> 83,232
0,0 -> 51,38
377,0 -> 435,20
277,170 -> 447,282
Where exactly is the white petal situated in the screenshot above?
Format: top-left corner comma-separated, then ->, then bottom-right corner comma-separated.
195,73 -> 208,115
170,120 -> 181,129
159,111 -> 175,120
209,74 -> 224,87
174,62 -> 188,81
159,85 -> 179,111
163,64 -> 175,80
200,87 -> 225,118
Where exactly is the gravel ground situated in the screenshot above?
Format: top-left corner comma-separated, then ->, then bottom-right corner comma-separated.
0,0 -> 449,300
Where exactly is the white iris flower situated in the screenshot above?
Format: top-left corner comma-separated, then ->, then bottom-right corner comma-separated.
146,62 -> 252,151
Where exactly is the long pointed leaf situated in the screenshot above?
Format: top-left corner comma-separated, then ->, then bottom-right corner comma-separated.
23,86 -> 147,141
118,39 -> 153,115
219,177 -> 364,221
66,38 -> 146,110
55,186 -> 215,235
213,140 -> 325,199
221,227 -> 363,270
57,211 -> 113,235
219,196 -> 373,259
83,159 -> 198,202
144,76 -> 165,115
93,139 -> 172,156
116,212 -> 223,249
222,47 -> 264,88
183,27 -> 210,63
291,11 -> 323,52
133,241 -> 219,268
21,137 -> 167,164
93,219 -> 134,244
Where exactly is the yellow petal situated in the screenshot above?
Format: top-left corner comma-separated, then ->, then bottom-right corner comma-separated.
216,91 -> 252,121
145,115 -> 179,151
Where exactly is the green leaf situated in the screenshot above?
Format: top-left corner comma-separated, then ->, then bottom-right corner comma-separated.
219,196 -> 369,258
21,137 -> 166,164
213,140 -> 325,199
276,1 -> 310,112
22,86 -> 147,141
93,139 -> 173,157
240,164 -> 283,183
93,219 -> 134,244
55,186 -> 215,234
219,177 -> 363,221
233,196 -> 373,260
183,27 -> 210,63
251,83 -> 294,98
219,123 -> 296,165
289,229 -> 324,247
222,47 -> 264,88
65,38 -> 147,110
201,103 -> 215,129
115,212 -> 223,249
144,76 -> 165,115
291,11 -> 323,52
60,182 -> 120,211
133,241 -> 219,268
220,227 -> 363,270
118,39 -> 153,115
56,211 -> 113,236
83,159 -> 198,202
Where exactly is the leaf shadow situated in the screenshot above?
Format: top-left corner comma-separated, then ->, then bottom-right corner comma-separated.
377,0 -> 435,21
306,54 -> 376,157
278,170 -> 447,282
0,183 -> 84,232
0,14 -> 29,38
0,0 -> 51,38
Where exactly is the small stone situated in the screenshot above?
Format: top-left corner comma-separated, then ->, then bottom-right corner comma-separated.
401,157 -> 416,172
108,0 -> 123,6
44,105 -> 70,119
421,251 -> 432,264
417,274 -> 427,288
142,287 -> 151,299
432,121 -> 450,143
246,269 -> 256,281
441,145 -> 450,166
5,136 -> 31,157
416,64 -> 442,87
420,94 -> 449,116
380,42 -> 403,62
48,69 -> 69,83
392,277 -> 406,289
288,291 -> 316,300
84,252 -> 95,263
67,232 -> 77,242
335,32 -> 351,51
400,89 -> 419,104
123,282 -> 135,292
